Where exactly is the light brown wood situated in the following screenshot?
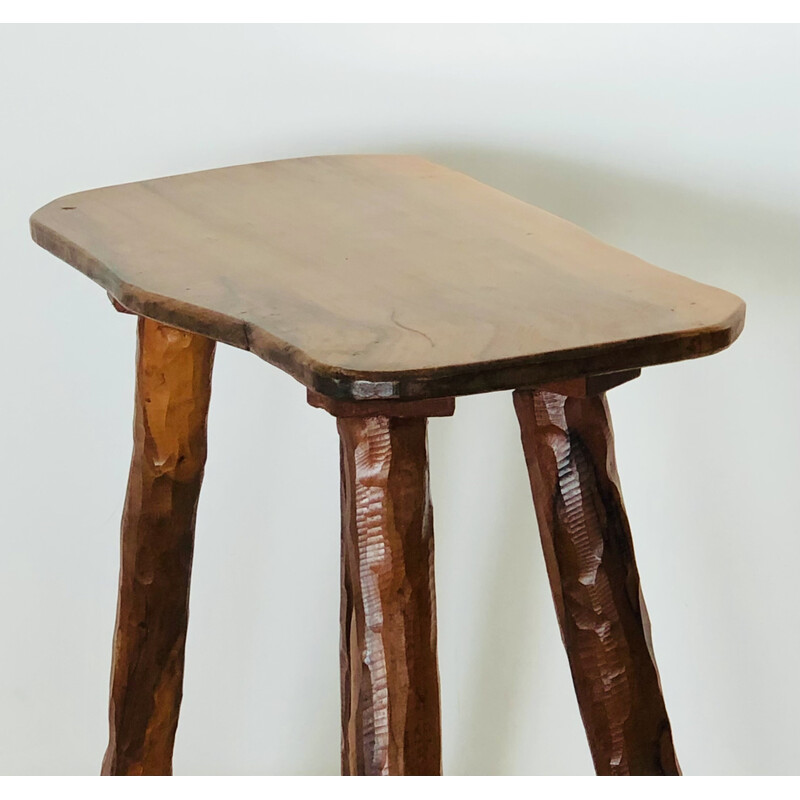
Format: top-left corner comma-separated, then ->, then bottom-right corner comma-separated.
102,317 -> 215,776
513,387 -> 679,776
31,155 -> 744,401
338,414 -> 441,775
108,292 -> 134,314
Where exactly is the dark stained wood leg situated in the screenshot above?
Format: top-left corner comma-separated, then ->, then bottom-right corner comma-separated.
513,387 -> 680,776
337,415 -> 442,776
101,317 -> 216,776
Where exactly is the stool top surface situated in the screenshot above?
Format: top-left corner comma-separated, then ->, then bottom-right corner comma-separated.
31,155 -> 744,400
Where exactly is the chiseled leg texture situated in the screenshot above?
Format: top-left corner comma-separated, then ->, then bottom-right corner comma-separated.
338,415 -> 442,776
513,388 -> 680,776
102,317 -> 216,775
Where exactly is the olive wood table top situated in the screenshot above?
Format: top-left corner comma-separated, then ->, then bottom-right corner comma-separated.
31,155 -> 745,400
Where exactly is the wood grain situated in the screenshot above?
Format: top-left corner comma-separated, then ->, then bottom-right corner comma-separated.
338,415 -> 441,775
30,155 -> 744,401
101,317 -> 215,776
513,388 -> 680,776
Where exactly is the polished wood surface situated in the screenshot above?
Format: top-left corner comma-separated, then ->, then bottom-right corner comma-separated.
338,414 -> 441,775
102,317 -> 215,776
513,387 -> 680,776
31,155 -> 744,401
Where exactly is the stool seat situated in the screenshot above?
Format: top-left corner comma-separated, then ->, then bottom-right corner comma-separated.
30,155 -> 744,400
30,154 -> 747,775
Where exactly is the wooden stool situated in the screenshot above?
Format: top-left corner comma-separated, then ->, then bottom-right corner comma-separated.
30,155 -> 745,776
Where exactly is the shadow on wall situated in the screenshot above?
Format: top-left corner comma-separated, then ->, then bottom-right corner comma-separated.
418,145 -> 799,295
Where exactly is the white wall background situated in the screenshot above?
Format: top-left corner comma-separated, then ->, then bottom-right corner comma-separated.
1,24 -> 798,776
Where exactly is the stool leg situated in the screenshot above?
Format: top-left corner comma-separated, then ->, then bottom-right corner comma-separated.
513,389 -> 680,776
338,415 -> 441,775
101,317 -> 216,775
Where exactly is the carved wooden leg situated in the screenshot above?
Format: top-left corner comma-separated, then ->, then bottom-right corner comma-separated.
337,414 -> 442,776
513,386 -> 680,776
101,317 -> 216,775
